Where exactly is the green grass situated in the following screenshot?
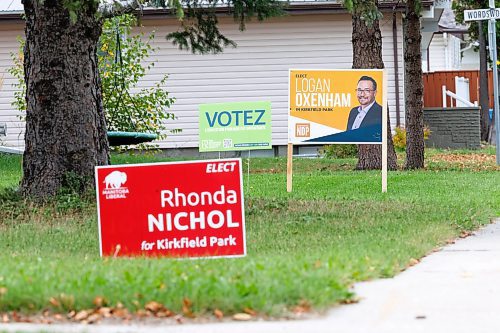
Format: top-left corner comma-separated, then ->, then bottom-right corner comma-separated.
0,154 -> 22,188
0,150 -> 499,317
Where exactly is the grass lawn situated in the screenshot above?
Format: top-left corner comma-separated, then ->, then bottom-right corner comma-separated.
0,148 -> 499,321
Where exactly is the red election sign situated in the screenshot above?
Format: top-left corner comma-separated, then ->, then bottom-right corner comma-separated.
95,159 -> 246,258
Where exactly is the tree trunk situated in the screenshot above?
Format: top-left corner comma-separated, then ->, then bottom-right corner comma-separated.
478,20 -> 490,142
404,0 -> 425,169
352,1 -> 397,170
21,0 -> 109,200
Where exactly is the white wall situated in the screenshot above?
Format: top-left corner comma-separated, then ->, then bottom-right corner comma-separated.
140,13 -> 405,148
426,33 -> 447,72
0,12 -> 405,150
0,22 -> 25,149
425,32 -> 480,72
460,44 -> 480,70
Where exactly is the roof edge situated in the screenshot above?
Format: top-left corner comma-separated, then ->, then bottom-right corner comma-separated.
0,1 -> 435,21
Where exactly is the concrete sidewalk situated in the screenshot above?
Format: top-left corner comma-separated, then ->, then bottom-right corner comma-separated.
2,219 -> 500,333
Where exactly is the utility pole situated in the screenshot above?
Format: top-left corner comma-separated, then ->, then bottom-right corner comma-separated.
489,0 -> 500,164
465,2 -> 500,165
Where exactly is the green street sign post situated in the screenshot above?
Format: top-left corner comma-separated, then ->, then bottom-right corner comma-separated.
199,101 -> 272,153
465,1 -> 500,165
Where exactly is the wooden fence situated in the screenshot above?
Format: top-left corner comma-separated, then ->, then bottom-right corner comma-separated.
423,70 -> 494,108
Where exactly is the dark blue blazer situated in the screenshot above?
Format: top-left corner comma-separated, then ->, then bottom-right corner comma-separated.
347,102 -> 382,131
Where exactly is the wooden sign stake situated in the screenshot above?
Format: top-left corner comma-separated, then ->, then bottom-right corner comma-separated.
287,143 -> 293,192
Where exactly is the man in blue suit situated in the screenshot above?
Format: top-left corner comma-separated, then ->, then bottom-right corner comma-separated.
347,76 -> 382,132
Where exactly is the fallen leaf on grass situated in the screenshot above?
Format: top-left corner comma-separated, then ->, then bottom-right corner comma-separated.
292,306 -> 309,315
145,301 -> 164,313
112,308 -> 130,319
49,297 -> 60,308
214,309 -> 224,319
292,300 -> 311,314
74,310 -> 89,321
87,313 -> 101,324
135,309 -> 149,318
182,298 -> 195,318
98,307 -> 112,318
11,311 -> 30,323
0,287 -> 7,296
409,258 -> 420,266
11,312 -> 20,322
460,231 -> 473,238
156,309 -> 174,318
243,307 -> 257,316
340,297 -> 359,305
232,313 -> 252,321
93,296 -> 107,308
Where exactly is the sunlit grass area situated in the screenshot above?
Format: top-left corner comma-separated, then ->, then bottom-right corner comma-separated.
0,148 -> 498,319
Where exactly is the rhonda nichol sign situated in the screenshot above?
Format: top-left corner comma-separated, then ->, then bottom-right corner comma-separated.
95,159 -> 246,258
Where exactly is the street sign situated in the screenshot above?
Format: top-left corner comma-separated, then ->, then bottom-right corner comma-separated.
464,8 -> 500,21
464,1 -> 500,165
95,159 -> 246,258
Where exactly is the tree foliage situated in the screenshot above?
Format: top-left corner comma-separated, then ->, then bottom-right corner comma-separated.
149,0 -> 284,53
344,0 -> 382,26
10,14 -> 176,149
100,14 -> 176,147
453,0 -> 500,58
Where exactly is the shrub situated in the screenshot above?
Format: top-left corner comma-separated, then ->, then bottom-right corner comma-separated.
99,14 -> 176,146
321,144 -> 358,158
392,126 -> 431,150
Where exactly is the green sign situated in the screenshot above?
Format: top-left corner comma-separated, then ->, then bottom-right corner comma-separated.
199,101 -> 272,152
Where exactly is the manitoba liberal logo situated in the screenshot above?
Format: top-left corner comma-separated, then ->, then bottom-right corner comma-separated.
102,170 -> 129,199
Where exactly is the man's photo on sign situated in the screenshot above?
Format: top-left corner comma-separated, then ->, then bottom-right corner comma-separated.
346,76 -> 382,138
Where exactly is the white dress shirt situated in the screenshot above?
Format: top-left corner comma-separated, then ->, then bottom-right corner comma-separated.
351,101 -> 376,130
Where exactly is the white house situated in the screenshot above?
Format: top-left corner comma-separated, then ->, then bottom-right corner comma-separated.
0,1 -> 444,153
424,7 -> 479,72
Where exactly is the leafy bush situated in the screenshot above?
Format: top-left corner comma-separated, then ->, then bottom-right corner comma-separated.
100,15 -> 176,144
8,37 -> 25,114
9,14 -> 177,150
392,126 -> 431,150
321,144 -> 358,158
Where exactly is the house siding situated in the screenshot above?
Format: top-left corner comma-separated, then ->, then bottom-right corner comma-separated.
0,23 -> 24,148
0,13 -> 405,150
427,33 -> 447,72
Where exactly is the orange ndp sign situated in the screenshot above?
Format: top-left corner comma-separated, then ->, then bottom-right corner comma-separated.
288,69 -> 385,144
